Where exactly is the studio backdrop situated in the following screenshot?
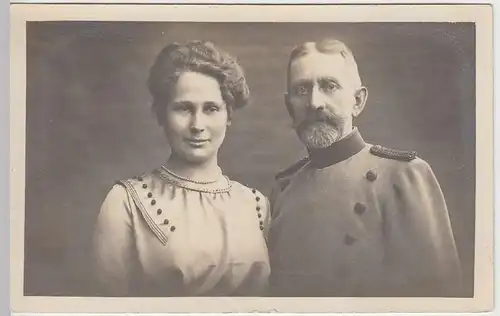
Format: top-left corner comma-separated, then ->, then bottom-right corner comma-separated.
24,22 -> 475,296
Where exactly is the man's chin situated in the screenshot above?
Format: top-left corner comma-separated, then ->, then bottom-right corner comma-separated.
296,126 -> 341,148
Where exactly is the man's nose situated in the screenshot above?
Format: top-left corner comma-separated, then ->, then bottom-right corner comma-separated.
190,112 -> 206,132
309,85 -> 325,111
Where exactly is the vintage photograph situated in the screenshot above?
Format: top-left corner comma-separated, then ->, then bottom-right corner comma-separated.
10,4 -> 493,314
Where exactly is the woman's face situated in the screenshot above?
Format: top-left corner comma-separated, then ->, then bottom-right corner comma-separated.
162,71 -> 229,164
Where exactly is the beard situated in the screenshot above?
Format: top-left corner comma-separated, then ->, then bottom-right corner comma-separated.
295,110 -> 346,149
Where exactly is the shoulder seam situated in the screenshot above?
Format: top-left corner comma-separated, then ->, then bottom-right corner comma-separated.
275,157 -> 310,180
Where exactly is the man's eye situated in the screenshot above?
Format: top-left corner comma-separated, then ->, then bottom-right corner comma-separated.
296,86 -> 308,96
324,81 -> 339,92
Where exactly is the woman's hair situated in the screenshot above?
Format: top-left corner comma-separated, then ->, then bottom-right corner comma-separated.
148,40 -> 250,118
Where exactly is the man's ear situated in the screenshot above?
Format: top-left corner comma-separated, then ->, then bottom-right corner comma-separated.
284,92 -> 295,118
353,86 -> 368,118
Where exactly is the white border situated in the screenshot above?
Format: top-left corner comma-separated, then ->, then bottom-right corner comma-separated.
9,3 -> 494,314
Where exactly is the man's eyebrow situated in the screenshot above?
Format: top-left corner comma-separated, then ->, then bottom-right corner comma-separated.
318,76 -> 341,85
291,79 -> 312,87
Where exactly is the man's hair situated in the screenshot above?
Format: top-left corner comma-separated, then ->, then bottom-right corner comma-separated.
286,39 -> 363,89
148,40 -> 250,117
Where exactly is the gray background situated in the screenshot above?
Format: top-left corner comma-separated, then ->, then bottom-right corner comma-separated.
24,22 -> 475,296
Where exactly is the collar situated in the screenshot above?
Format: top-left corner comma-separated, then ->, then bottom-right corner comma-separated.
307,127 -> 366,169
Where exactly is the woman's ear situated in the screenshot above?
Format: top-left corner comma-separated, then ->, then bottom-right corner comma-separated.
353,86 -> 368,118
152,102 -> 166,127
284,92 -> 295,119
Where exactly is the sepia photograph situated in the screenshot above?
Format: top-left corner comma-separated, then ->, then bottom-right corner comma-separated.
9,3 -> 493,314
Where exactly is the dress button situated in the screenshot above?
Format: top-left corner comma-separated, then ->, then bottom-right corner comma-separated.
157,209 -> 162,215
258,213 -> 262,218
260,225 -> 264,231
344,234 -> 357,246
366,169 -> 378,181
354,202 -> 366,215
151,199 -> 156,205
255,196 -> 260,201
163,218 -> 169,225
142,184 -> 147,189
256,206 -> 261,211
147,192 -> 153,198
252,189 -> 256,193
170,226 -> 176,232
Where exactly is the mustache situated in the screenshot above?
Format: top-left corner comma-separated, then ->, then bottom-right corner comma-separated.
295,108 -> 344,130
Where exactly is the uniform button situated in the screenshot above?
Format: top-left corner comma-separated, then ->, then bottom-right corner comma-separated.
151,199 -> 156,205
344,234 -> 357,246
170,226 -> 176,232
259,220 -> 264,225
142,184 -> 147,189
163,218 -> 169,225
257,213 -> 262,218
366,169 -> 377,181
354,202 -> 366,215
147,192 -> 153,198
256,206 -> 261,211
255,196 -> 260,201
157,209 -> 162,215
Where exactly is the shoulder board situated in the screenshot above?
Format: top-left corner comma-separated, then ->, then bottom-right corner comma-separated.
275,157 -> 310,180
369,145 -> 417,161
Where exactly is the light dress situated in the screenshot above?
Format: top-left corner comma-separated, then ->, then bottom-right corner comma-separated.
92,166 -> 271,296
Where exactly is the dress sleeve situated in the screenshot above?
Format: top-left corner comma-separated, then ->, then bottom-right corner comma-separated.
383,159 -> 464,296
92,183 -> 139,296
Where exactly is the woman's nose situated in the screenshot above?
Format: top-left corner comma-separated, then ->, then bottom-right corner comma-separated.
190,113 -> 206,132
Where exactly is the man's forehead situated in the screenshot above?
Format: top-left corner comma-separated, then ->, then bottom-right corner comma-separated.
289,51 -> 350,81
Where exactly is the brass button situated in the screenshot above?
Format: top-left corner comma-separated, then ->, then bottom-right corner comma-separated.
366,169 -> 377,182
354,202 -> 366,215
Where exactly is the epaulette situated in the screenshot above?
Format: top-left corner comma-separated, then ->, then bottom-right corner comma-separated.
369,145 -> 417,161
275,157 -> 310,180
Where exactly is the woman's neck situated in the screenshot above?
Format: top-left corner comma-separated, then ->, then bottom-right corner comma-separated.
164,154 -> 221,182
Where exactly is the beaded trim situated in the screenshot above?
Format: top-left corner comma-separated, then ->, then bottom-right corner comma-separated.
161,165 -> 221,185
158,167 -> 232,193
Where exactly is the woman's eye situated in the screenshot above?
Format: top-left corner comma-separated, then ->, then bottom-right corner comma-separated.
205,105 -> 220,113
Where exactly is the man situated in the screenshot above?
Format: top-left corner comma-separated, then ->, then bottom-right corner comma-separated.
268,39 -> 463,297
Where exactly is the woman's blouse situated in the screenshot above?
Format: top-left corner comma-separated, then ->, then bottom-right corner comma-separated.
92,166 -> 271,296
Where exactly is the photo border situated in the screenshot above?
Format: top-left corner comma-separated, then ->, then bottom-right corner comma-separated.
9,3 -> 494,313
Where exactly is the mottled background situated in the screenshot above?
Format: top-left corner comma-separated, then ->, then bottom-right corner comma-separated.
24,22 -> 475,296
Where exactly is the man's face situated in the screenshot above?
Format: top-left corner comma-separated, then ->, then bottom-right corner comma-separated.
286,51 -> 362,148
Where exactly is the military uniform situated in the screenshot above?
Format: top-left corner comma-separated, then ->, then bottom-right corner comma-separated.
268,128 -> 463,297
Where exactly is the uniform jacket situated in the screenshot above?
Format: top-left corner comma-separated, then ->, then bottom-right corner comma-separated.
268,128 -> 463,297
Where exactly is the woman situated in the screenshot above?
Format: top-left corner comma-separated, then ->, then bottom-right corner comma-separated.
92,40 -> 270,296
